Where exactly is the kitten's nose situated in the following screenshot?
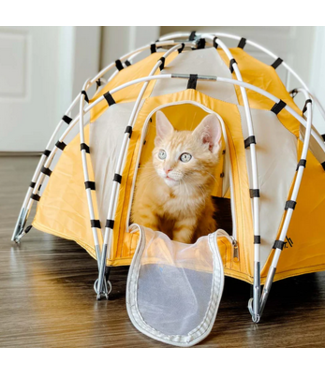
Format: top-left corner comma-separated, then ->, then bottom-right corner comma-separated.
165,168 -> 173,175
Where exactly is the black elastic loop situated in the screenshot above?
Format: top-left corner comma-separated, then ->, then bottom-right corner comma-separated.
62,115 -> 72,125
213,37 -> 218,48
321,162 -> 325,171
113,174 -> 122,184
80,143 -> 90,153
29,182 -> 36,189
84,181 -> 96,190
254,235 -> 261,244
178,43 -> 185,54
302,99 -> 312,113
81,90 -> 89,103
150,44 -> 156,54
296,159 -> 307,171
187,74 -> 198,90
290,88 -> 298,98
159,57 -> 165,71
43,149 -> 51,157
104,91 -> 116,106
41,166 -> 52,177
55,141 -> 66,151
250,189 -> 260,198
273,240 -> 285,250
285,200 -> 297,210
106,220 -> 114,229
115,59 -> 124,71
189,31 -> 196,41
91,220 -> 101,228
244,136 -> 256,149
196,38 -> 206,49
271,57 -> 283,69
31,193 -> 40,202
238,37 -> 246,49
321,134 -> 325,142
271,100 -> 286,115
125,126 -> 132,138
25,225 -> 33,234
96,79 -> 102,88
125,60 -> 131,67
229,59 -> 237,74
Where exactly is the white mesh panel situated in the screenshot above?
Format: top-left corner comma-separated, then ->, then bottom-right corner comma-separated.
126,225 -> 226,347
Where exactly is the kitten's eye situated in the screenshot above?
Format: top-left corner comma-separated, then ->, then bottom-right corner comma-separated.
180,152 -> 192,163
158,150 -> 167,160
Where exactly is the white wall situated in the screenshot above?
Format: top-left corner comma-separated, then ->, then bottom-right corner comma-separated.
100,26 -> 160,69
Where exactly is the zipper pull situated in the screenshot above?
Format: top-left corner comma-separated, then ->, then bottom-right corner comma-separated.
232,238 -> 239,261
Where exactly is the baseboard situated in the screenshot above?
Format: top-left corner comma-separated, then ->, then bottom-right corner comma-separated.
0,151 -> 42,157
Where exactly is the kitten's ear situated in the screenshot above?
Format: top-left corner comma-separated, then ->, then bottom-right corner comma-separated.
155,111 -> 174,146
193,114 -> 222,153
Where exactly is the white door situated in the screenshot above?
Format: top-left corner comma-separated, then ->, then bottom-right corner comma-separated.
0,26 -> 101,152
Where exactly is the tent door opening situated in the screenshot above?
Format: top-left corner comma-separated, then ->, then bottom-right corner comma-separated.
126,101 -> 237,247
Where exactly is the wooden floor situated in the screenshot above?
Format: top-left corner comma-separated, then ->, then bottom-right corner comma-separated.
1,156 -> 325,348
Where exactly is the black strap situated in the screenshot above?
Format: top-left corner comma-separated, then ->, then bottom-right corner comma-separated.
187,74 -> 198,90
238,37 -> 246,49
91,220 -> 101,228
150,44 -> 156,54
302,99 -> 312,113
43,149 -> 51,157
229,59 -> 237,73
41,166 -> 52,177
30,182 -> 36,189
290,88 -> 298,98
296,159 -> 307,170
113,174 -> 122,184
115,59 -> 124,71
159,57 -> 165,71
104,91 -> 116,106
31,193 -> 40,202
321,162 -> 325,171
321,134 -> 325,142
81,90 -> 89,103
25,225 -> 33,234
55,141 -> 66,151
106,219 -> 114,229
189,31 -> 196,41
285,200 -> 297,210
244,136 -> 256,148
213,37 -> 218,48
196,38 -> 206,49
254,235 -> 261,244
271,57 -> 283,69
273,240 -> 285,250
84,181 -> 96,190
96,79 -> 102,88
125,126 -> 132,138
250,189 -> 260,198
178,43 -> 185,54
271,100 -> 286,115
125,60 -> 131,67
80,143 -> 90,153
62,115 -> 72,125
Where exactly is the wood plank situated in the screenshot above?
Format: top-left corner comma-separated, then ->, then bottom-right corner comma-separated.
1,156 -> 325,347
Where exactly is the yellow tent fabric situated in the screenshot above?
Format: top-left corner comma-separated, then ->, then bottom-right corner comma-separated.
31,45 -> 325,286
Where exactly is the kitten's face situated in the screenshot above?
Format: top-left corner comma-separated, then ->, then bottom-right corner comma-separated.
152,111 -> 222,188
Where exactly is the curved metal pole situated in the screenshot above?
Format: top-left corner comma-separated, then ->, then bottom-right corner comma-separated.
95,42 -> 195,299
11,40 -> 186,242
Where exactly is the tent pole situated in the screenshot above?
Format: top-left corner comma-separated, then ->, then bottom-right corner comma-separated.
95,43 -> 193,299
259,92 -> 313,319
11,41 -> 184,243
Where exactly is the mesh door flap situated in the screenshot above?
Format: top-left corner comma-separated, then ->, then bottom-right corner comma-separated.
126,225 -> 228,347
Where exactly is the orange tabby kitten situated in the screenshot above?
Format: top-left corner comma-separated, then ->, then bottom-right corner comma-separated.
131,111 -> 222,244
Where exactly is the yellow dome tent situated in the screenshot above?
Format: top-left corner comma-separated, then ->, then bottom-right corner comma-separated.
12,31 -> 325,326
